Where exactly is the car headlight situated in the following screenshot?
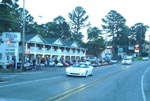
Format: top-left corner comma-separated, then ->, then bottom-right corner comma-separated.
66,68 -> 70,72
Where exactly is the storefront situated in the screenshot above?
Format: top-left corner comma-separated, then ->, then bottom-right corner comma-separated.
0,32 -> 87,69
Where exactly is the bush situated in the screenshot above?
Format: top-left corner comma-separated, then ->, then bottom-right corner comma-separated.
141,53 -> 148,57
134,56 -> 142,61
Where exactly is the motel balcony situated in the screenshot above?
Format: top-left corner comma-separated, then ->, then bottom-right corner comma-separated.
19,46 -> 85,56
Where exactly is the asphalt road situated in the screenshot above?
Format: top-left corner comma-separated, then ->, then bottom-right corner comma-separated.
0,61 -> 150,101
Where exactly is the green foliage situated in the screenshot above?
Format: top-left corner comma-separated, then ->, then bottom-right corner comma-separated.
86,26 -> 105,57
116,25 -> 130,46
53,16 -> 72,40
87,27 -> 102,41
102,10 -> 129,58
68,6 -> 90,42
102,10 -> 126,41
0,0 -> 19,32
86,38 -> 105,57
0,0 -> 35,33
141,52 -> 148,57
130,23 -> 148,53
130,23 -> 148,44
42,16 -> 72,40
0,1 -> 149,57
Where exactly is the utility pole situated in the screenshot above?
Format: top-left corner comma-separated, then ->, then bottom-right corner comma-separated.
21,0 -> 25,70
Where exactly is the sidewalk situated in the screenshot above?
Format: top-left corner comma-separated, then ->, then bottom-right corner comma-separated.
0,66 -> 66,83
0,66 -> 66,74
44,66 -> 66,71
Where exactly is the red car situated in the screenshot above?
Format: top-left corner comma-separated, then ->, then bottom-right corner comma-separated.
62,62 -> 70,67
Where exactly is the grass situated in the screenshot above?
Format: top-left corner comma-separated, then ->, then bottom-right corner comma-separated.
133,56 -> 142,61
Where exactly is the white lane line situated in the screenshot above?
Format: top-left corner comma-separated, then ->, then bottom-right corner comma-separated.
141,66 -> 150,101
0,76 -> 62,88
0,75 -> 17,78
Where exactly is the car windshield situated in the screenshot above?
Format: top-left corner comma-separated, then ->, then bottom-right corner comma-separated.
124,58 -> 130,60
72,64 -> 89,68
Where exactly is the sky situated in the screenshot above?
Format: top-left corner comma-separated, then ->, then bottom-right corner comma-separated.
18,0 -> 150,41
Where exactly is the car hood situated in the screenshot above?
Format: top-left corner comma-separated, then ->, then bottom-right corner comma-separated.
66,67 -> 87,71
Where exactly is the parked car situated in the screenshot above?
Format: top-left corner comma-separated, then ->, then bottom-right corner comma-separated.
121,58 -> 132,65
4,61 -> 13,69
55,62 -> 63,67
104,57 -> 111,64
48,61 -> 55,67
17,61 -> 33,70
110,60 -> 118,64
90,61 -> 99,67
66,63 -> 93,77
62,62 -> 70,67
66,60 -> 73,66
142,57 -> 149,61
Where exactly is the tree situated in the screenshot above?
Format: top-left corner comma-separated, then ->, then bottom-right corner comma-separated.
87,27 -> 102,41
102,10 -> 126,59
42,16 -> 72,40
0,0 -> 36,34
68,6 -> 90,42
116,25 -> 129,46
0,0 -> 20,32
53,16 -> 72,40
130,23 -> 148,54
86,26 -> 105,57
16,7 -> 35,33
86,38 -> 105,57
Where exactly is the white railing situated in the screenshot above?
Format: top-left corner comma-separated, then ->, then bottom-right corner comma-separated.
20,46 -> 86,56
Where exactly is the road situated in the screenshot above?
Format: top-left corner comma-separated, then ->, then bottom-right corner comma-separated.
0,61 -> 150,101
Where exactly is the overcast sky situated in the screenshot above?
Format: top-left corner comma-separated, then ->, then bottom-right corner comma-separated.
19,0 -> 150,27
18,0 -> 150,41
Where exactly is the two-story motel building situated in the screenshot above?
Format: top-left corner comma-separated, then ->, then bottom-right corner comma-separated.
0,32 -> 87,69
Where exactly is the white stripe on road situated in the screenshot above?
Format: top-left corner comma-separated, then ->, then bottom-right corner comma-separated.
141,65 -> 150,101
0,76 -> 62,88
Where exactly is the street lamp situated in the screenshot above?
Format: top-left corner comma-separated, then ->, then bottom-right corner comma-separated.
21,0 -> 25,70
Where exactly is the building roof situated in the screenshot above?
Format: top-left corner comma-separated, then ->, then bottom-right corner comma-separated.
63,40 -> 80,48
25,34 -> 36,41
44,38 -> 59,44
24,34 -> 86,49
25,34 -> 46,44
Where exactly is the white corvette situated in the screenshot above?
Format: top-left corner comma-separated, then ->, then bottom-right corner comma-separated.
66,63 -> 93,77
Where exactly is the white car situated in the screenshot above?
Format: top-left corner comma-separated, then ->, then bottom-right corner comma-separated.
55,62 -> 63,67
66,63 -> 93,77
142,57 -> 149,61
121,58 -> 132,65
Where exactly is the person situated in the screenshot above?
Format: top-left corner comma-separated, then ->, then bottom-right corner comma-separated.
39,58 -> 45,69
46,57 -> 50,67
12,56 -> 16,70
54,58 -> 58,67
32,58 -> 36,69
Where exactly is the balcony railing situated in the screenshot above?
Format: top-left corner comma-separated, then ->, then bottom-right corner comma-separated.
19,46 -> 85,56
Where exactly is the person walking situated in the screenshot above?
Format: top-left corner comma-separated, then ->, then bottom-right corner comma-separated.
32,58 -> 36,69
12,56 -> 16,70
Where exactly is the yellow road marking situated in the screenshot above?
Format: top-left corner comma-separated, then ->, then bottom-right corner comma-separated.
44,69 -> 123,101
